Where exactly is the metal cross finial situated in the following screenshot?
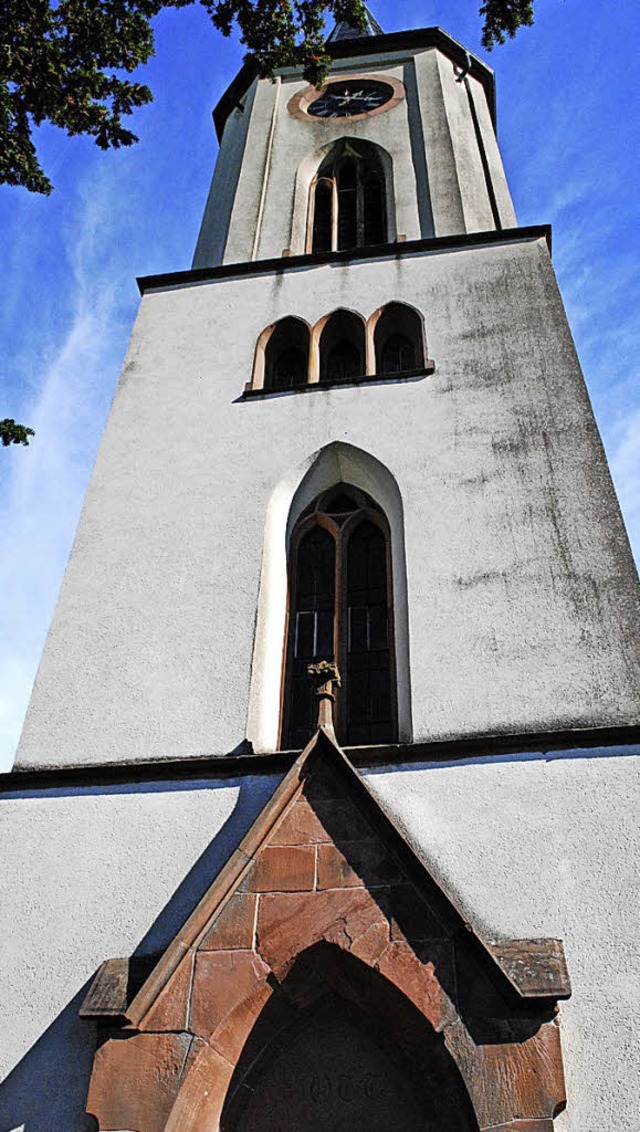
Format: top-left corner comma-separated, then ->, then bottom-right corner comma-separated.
307,661 -> 341,733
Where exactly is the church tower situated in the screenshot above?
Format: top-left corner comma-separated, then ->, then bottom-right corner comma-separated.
2,12 -> 640,1132
14,14 -> 640,770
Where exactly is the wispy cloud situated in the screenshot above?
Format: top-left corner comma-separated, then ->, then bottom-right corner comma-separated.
609,409 -> 640,563
0,168 -> 138,770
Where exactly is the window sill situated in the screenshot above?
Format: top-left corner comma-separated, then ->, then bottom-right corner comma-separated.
241,362 -> 435,400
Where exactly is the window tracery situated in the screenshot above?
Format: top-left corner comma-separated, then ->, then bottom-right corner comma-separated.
310,142 -> 387,254
283,487 -> 396,750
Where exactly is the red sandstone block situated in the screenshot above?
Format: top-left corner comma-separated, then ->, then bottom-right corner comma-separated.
270,797 -> 331,846
256,888 -> 382,969
143,951 -> 194,1033
199,892 -> 257,950
313,799 -> 375,841
376,941 -> 457,1032
317,839 -> 401,889
210,979 -> 274,1065
245,845 -> 316,892
350,919 -> 391,965
164,1041 -> 235,1132
87,1031 -> 192,1132
190,950 -> 269,1039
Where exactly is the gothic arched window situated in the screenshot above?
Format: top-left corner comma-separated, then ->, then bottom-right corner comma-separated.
374,303 -> 425,376
319,310 -> 366,384
264,317 -> 310,391
310,143 -> 387,254
283,487 -> 396,750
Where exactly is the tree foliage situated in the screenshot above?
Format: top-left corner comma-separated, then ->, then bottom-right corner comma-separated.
479,0 -> 533,48
1,0 -> 535,196
0,418 -> 35,446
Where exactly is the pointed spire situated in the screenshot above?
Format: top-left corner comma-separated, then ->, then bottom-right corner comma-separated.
327,4 -> 384,44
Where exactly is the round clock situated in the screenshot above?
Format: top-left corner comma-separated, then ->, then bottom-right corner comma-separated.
287,73 -> 405,123
307,80 -> 393,119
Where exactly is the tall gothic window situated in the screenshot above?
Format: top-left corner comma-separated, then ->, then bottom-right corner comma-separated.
374,302 -> 425,375
264,317 -> 310,391
310,143 -> 387,254
283,487 -> 396,750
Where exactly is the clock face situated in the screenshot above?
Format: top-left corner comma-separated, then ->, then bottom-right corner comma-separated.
308,81 -> 394,119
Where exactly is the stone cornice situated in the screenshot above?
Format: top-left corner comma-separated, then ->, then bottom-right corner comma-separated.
4,720 -> 638,793
137,224 -> 552,296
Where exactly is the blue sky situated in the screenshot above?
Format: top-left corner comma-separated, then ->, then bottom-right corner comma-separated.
1,0 -> 639,770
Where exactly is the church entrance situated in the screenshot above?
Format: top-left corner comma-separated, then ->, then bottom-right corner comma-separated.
221,977 -> 480,1132
225,1001 -> 423,1132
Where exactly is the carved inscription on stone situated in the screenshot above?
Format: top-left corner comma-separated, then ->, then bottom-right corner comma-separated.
230,1007 -> 462,1132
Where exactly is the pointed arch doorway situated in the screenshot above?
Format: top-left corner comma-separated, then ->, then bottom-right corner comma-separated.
220,944 -> 480,1132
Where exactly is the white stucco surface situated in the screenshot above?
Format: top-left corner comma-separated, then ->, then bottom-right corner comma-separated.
16,236 -> 640,769
0,774 -> 279,1131
1,750 -> 638,1129
366,749 -> 640,1132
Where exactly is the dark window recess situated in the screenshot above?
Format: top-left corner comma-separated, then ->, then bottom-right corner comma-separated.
288,526 -> 335,750
381,333 -> 416,375
363,171 -> 385,246
265,318 -> 310,391
337,159 -> 358,251
320,311 -> 366,384
374,304 -> 424,376
346,521 -> 392,745
326,338 -> 361,382
312,179 -> 333,254
273,347 -> 307,389
325,493 -> 359,514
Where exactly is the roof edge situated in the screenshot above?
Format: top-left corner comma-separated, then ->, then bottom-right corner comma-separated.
213,26 -> 495,141
137,226 -> 552,296
8,715 -> 639,788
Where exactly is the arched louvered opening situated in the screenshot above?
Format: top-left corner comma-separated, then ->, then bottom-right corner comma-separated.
373,303 -> 425,376
319,310 -> 366,384
282,487 -> 396,750
310,141 -> 388,254
264,318 -> 310,391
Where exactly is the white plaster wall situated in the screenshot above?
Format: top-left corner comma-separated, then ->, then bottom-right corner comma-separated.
0,773 -> 280,1131
16,236 -> 640,770
468,76 -> 517,230
0,749 -> 638,1129
193,45 -> 515,267
366,748 -> 640,1132
192,81 -> 257,269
